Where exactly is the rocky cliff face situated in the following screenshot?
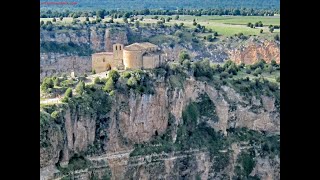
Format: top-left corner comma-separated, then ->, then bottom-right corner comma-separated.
40,25 -> 128,81
40,53 -> 91,81
229,39 -> 280,64
40,25 -> 280,81
40,76 -> 280,180
40,25 -> 128,52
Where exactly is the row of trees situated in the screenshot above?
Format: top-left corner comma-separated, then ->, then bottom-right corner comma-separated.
40,8 -> 279,19
247,21 -> 263,28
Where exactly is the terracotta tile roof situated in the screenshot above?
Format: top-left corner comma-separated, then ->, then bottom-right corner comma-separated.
92,52 -> 113,55
124,42 -> 158,51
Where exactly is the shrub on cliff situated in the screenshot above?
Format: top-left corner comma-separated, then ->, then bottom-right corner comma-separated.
41,77 -> 54,92
178,51 -> 190,64
206,34 -> 214,42
220,71 -> 229,79
94,77 -> 100,84
75,81 -> 85,95
107,70 -> 120,82
54,78 -> 61,87
251,59 -> 266,70
192,59 -> 214,79
274,34 -> 280,41
64,88 -> 72,98
267,65 -> 274,74
253,67 -> 262,76
122,71 -> 131,78
235,151 -> 256,178
103,78 -> 115,93
127,76 -> 138,88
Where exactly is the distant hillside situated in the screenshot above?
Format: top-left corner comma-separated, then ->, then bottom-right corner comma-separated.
40,0 -> 280,10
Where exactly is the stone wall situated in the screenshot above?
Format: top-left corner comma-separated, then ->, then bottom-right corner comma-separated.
142,54 -> 161,69
123,50 -> 143,69
91,53 -> 114,73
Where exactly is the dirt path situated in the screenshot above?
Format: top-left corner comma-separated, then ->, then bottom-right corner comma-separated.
40,97 -> 61,104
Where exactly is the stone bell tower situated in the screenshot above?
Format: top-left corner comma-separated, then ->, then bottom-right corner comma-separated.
113,43 -> 124,69
105,29 -> 112,52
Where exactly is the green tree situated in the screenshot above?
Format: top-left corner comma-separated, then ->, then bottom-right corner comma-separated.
267,65 -> 273,74
274,34 -> 280,41
276,76 -> 280,82
127,76 -> 138,88
271,60 -> 277,67
260,29 -> 263,33
40,21 -> 44,26
46,21 -> 52,25
41,77 -> 54,91
174,15 -> 179,20
94,77 -> 100,84
135,20 -> 140,28
85,17 -> 89,21
253,67 -> 262,76
124,12 -> 130,18
52,18 -> 56,22
103,78 -> 115,92
97,10 -> 105,19
64,88 -> 73,98
75,81 -> 85,95
179,51 -> 190,64
54,78 -> 60,87
220,72 -> 229,79
206,34 -> 214,42
269,27 -> 274,33
122,71 -> 131,78
108,70 -> 120,82
174,30 -> 183,38
247,22 -> 252,27
182,59 -> 191,69
59,17 -> 63,21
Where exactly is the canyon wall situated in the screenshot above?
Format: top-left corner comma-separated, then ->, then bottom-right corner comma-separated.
40,25 -> 280,81
40,77 -> 280,180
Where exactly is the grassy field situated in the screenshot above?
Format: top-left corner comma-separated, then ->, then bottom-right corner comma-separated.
141,15 -> 280,37
41,15 -> 280,37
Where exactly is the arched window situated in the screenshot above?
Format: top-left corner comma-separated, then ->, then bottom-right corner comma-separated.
103,58 -> 105,62
115,46 -> 117,50
120,46 -> 121,50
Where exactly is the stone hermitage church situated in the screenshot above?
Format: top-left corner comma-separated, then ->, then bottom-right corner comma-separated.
92,30 -> 163,73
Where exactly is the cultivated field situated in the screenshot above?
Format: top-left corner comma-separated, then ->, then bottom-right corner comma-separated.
41,15 -> 280,38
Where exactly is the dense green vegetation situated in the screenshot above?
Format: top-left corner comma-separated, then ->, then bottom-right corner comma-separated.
57,154 -> 91,174
40,0 -> 279,11
40,41 -> 93,56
